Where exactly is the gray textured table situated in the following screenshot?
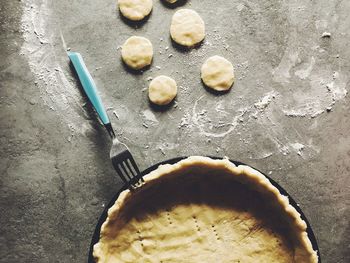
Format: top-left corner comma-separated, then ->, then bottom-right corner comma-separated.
1,0 -> 349,262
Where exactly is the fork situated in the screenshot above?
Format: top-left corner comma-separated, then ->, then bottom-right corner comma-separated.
68,52 -> 144,189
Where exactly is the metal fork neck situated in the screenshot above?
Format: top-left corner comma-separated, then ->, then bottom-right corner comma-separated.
104,123 -> 116,139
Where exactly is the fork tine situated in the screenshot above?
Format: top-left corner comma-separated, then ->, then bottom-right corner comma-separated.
124,160 -> 143,188
128,155 -> 144,182
112,158 -> 128,185
125,159 -> 136,177
119,162 -> 132,180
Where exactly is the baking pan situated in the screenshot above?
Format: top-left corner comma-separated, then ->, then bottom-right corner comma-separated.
87,156 -> 321,262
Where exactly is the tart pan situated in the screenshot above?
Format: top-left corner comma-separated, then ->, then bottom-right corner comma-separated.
88,156 -> 321,262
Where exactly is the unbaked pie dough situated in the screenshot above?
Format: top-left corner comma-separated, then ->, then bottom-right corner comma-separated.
170,9 -> 205,47
118,0 -> 153,21
201,55 -> 235,91
93,156 -> 318,263
148,75 -> 177,105
121,36 -> 153,70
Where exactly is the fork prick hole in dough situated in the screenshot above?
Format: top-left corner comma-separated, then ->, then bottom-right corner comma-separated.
137,230 -> 144,246
166,210 -> 173,225
192,216 -> 201,232
211,224 -> 220,240
136,230 -> 143,246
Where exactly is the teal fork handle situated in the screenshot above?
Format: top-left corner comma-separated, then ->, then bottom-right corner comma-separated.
68,52 -> 110,126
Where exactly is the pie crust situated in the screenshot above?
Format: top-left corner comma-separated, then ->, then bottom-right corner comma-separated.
93,156 -> 318,262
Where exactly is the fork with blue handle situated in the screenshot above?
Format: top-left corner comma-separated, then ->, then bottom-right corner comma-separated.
68,52 -> 143,189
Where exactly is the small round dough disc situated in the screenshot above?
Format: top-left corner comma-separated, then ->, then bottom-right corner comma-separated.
149,76 -> 177,105
118,0 -> 153,21
121,36 -> 153,70
170,9 -> 205,47
201,56 -> 235,91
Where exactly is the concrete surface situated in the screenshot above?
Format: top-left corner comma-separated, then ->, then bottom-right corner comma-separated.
1,0 -> 349,262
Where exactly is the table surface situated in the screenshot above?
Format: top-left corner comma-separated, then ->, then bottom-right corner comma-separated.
1,0 -> 349,262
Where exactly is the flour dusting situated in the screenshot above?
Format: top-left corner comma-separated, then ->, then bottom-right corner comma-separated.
273,49 -> 348,118
290,143 -> 305,156
295,57 -> 315,80
178,91 -> 278,139
20,0 -> 85,132
272,50 -> 299,83
191,96 -> 242,138
282,70 -> 348,118
254,91 -> 277,111
142,109 -> 159,124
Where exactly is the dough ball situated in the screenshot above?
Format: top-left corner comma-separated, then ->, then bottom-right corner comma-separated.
170,9 -> 205,47
149,76 -> 177,105
121,36 -> 153,70
118,0 -> 153,21
201,56 -> 235,91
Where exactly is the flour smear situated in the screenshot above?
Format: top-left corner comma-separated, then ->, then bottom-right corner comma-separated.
20,0 -> 83,129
